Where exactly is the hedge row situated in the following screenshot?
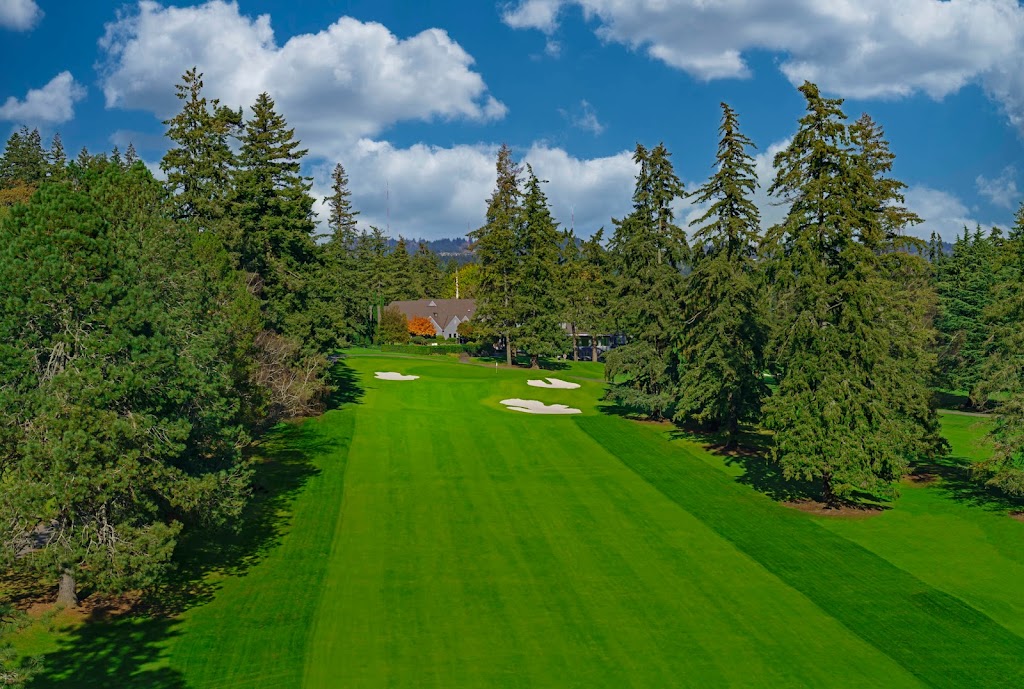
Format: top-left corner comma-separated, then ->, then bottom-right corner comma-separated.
380,343 -> 474,355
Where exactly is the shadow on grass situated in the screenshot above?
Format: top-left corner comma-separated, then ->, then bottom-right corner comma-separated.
26,615 -> 187,689
598,401 -> 879,508
911,454 -> 1024,513
476,353 -> 571,371
327,359 -> 365,408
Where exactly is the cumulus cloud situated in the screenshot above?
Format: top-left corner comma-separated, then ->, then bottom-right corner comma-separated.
904,186 -> 990,239
0,0 -> 42,31
502,0 -> 1024,128
310,140 -> 637,239
0,72 -> 87,124
976,166 -> 1019,209
99,0 -> 506,157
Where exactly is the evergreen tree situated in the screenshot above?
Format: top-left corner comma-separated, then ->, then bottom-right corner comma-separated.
763,82 -> 944,504
605,143 -> 687,419
161,68 -> 242,241
387,237 -> 419,301
124,142 -> 138,167
935,227 -> 997,394
976,205 -> 1024,494
0,165 -> 252,605
470,144 -> 523,365
0,127 -> 47,187
412,241 -> 444,298
233,92 -> 319,341
48,133 -> 67,181
514,167 -> 566,367
674,103 -> 767,445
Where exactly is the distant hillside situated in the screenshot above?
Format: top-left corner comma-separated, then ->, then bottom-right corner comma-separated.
386,236 -> 475,261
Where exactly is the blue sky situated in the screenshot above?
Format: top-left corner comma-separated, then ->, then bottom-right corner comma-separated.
2,0 -> 1023,240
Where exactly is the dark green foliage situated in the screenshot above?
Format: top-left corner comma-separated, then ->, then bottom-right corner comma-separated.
388,237 -> 419,301
470,144 -> 522,365
674,103 -> 767,445
320,162 -> 364,339
161,68 -> 242,240
763,83 -> 944,504
514,168 -> 567,367
0,166 -> 253,603
377,305 -> 410,344
605,143 -> 687,419
412,241 -> 444,298
935,227 -> 998,394
0,127 -> 47,188
976,206 -> 1024,494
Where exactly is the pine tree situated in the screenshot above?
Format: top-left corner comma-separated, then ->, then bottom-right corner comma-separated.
976,205 -> 1024,494
0,165 -> 253,605
514,167 -> 567,367
605,143 -> 688,419
161,68 -> 241,241
674,103 -> 767,446
470,144 -> 523,365
124,142 -> 138,167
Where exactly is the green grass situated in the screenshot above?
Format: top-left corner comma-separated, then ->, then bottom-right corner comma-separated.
11,353 -> 1024,687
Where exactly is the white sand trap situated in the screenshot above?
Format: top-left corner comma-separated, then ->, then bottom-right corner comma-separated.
374,371 -> 419,381
500,398 -> 582,415
527,377 -> 581,390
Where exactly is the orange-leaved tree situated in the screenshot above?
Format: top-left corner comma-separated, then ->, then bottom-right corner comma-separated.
408,316 -> 436,337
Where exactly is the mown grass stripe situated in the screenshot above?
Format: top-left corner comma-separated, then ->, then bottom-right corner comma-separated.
575,415 -> 1024,689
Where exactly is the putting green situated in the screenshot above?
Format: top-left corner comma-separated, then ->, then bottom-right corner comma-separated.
22,354 -> 1024,688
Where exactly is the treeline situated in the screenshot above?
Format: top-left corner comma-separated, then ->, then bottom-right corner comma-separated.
0,69 -> 461,611
470,84 -> 1024,505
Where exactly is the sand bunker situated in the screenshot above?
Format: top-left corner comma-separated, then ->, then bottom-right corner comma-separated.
500,398 -> 582,415
374,372 -> 419,381
527,377 -> 581,390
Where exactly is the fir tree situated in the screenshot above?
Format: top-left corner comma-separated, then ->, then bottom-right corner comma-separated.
605,143 -> 687,419
763,82 -> 944,504
514,167 -> 567,367
470,144 -> 523,365
388,237 -> 418,301
412,241 -> 444,298
48,133 -> 67,180
0,127 -> 47,187
233,92 -> 319,342
161,68 -> 241,240
674,103 -> 767,446
976,205 -> 1024,494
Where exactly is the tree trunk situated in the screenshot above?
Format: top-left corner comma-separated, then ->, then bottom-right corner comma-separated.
56,569 -> 78,608
822,474 -> 837,508
572,324 -> 578,362
530,354 -> 539,369
591,336 -> 599,363
504,333 -> 512,367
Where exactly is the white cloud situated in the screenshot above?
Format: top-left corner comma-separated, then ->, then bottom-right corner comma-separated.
904,185 -> 990,240
502,0 -> 1024,128
976,166 -> 1019,209
309,140 -> 636,240
0,0 -> 42,31
0,72 -> 86,124
560,99 -> 605,135
99,0 -> 506,157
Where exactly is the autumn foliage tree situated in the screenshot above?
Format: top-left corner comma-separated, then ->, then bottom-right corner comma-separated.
408,316 -> 437,337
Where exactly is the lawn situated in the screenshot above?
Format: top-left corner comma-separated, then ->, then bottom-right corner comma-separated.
11,353 -> 1024,688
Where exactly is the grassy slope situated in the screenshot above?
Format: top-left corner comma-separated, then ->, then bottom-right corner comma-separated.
15,353 -> 1024,687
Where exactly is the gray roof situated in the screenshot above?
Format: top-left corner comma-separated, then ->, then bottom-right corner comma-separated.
388,299 -> 476,331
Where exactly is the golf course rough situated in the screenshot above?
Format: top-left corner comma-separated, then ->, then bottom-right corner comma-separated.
43,354 -> 1024,688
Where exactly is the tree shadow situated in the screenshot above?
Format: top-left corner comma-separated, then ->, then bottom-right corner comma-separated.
150,419 -> 344,616
326,359 -> 365,408
667,425 -> 826,503
910,454 -> 1024,513
26,613 -> 187,689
